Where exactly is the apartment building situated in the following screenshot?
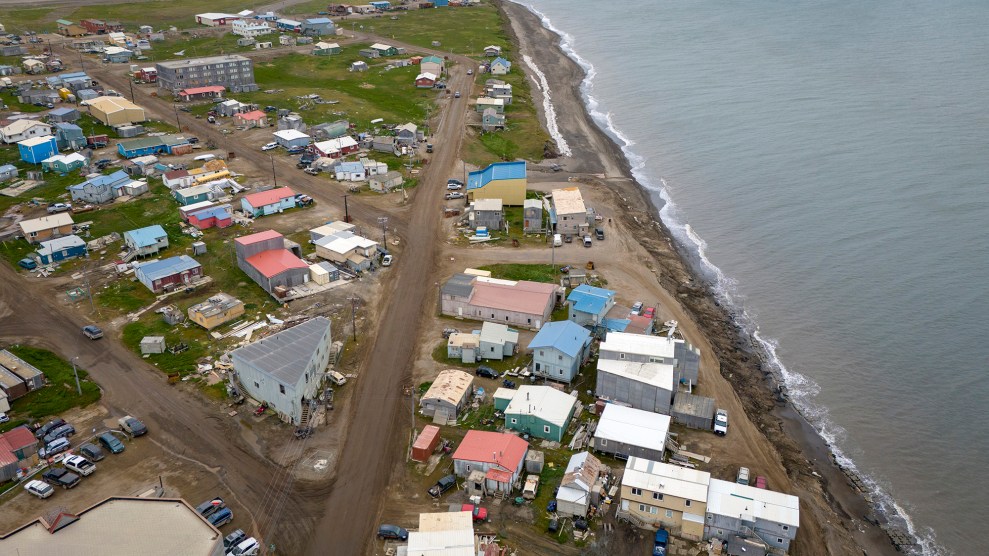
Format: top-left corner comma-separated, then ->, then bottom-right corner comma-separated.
156,55 -> 258,93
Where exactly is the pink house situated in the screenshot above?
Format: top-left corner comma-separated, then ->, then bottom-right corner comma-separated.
234,110 -> 268,128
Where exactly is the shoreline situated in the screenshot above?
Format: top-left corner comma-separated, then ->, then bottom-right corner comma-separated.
497,1 -> 905,554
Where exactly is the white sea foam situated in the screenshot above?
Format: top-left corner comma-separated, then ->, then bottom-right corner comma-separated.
521,54 -> 571,156
509,1 -> 941,553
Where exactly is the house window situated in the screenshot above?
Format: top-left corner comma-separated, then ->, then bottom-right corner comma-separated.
600,439 -> 607,446
558,355 -> 563,361
665,510 -> 673,518
527,318 -> 531,324
279,384 -> 285,394
631,487 -> 641,496
254,382 -> 260,389
539,351 -> 544,356
559,369 -> 564,375
782,525 -> 789,531
491,347 -> 495,352
638,503 -> 647,512
652,492 -> 663,500
777,538 -> 784,544
649,357 -> 664,364
619,353 -> 626,359
543,425 -> 550,433
685,500 -> 691,507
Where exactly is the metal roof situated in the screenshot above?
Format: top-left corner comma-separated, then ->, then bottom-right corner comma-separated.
452,431 -> 527,472
19,213 -> 73,235
273,129 -> 309,141
466,160 -> 526,190
559,451 -> 604,497
70,170 -> 130,192
479,321 -> 518,345
421,369 -> 473,408
503,386 -> 577,428
37,234 -> 86,256
157,55 -> 250,69
594,404 -> 670,452
551,187 -> 587,216
242,186 -> 295,209
245,249 -> 308,278
596,359 -> 675,391
527,320 -> 590,358
135,255 -> 201,283
706,478 -> 800,527
441,273 -> 476,298
600,332 -> 677,360
622,456 -> 711,503
124,225 -> 167,248
188,293 -> 242,319
231,317 -> 331,385
567,284 -> 615,315
671,392 -> 716,419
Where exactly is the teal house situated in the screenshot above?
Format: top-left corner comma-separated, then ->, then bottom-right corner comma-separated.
496,385 -> 578,442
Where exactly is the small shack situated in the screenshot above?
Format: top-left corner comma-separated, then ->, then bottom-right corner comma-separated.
411,425 -> 441,462
671,392 -> 716,430
419,369 -> 473,420
140,336 -> 166,354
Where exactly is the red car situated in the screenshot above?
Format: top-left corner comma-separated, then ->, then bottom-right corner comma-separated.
643,307 -> 656,319
461,503 -> 488,522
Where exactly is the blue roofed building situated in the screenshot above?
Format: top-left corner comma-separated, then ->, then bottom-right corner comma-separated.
301,17 -> 335,36
567,284 -> 617,329
36,234 -> 87,265
68,170 -> 131,204
527,320 -> 592,383
135,255 -> 204,293
465,160 -> 526,206
490,57 -> 512,75
123,224 -> 169,258
54,122 -> 86,150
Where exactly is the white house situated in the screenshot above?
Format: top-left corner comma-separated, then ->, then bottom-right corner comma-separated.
231,19 -> 273,38
592,403 -> 670,462
231,317 -> 332,424
478,321 -> 518,360
600,331 -> 701,386
1,120 -> 52,144
705,479 -> 800,552
556,451 -> 607,518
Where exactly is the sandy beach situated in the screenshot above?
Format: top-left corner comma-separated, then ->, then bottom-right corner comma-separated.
498,1 -> 899,553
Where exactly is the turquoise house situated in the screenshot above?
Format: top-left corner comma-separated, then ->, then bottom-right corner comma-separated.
498,385 -> 577,442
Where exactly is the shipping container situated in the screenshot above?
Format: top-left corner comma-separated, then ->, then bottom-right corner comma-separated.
411,425 -> 440,462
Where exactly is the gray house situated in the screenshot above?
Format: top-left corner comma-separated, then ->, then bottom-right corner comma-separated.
481,108 -> 506,131
469,198 -> 504,231
600,331 -> 701,386
705,479 -> 800,552
591,403 -> 670,463
478,321 -> 518,361
394,123 -> 418,146
369,170 -> 403,193
156,55 -> 258,93
527,320 -> 592,383
234,229 -> 310,299
595,359 -> 676,414
371,136 -> 400,155
231,317 -> 332,425
0,164 -> 18,182
523,199 -> 543,232
301,17 -> 335,36
419,369 -> 473,419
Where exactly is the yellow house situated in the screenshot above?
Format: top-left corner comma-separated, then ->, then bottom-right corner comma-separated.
83,96 -> 146,126
465,161 -> 526,206
618,456 -> 710,541
187,293 -> 245,330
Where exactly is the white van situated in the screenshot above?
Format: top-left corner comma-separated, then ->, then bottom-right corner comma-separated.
552,234 -> 562,247
328,370 -> 347,386
737,467 -> 750,486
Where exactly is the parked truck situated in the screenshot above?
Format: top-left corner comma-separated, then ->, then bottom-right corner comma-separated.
522,474 -> 540,500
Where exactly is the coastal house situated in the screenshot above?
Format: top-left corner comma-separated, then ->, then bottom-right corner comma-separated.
556,451 -> 607,518
705,479 -> 800,552
419,369 -> 473,419
231,317 -> 332,424
234,230 -> 310,299
490,57 -> 512,75
123,225 -> 169,258
36,235 -> 87,265
551,187 -> 591,237
567,284 -> 616,328
484,45 -> 502,57
619,457 -> 711,541
188,293 -> 245,330
468,198 -> 504,231
452,431 -> 528,495
134,255 -> 204,293
19,214 -> 74,244
497,385 -> 577,442
240,187 -> 297,218
600,331 -> 701,387
474,97 -> 505,114
440,271 -> 557,330
596,359 -> 676,415
466,161 -> 526,206
592,404 -> 670,462
481,108 -> 506,131
523,199 -> 543,232
527,320 -> 592,383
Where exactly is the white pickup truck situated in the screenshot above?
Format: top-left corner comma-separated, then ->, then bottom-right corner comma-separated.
522,474 -> 540,500
63,454 -> 96,476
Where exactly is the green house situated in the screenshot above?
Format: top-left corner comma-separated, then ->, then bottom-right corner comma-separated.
370,42 -> 399,57
41,152 -> 88,174
313,41 -> 341,56
500,385 -> 577,442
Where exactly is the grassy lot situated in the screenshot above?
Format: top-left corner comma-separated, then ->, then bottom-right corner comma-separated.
236,48 -> 434,130
121,318 -> 208,376
282,0 -> 332,16
0,346 -> 101,432
145,32 -> 249,62
478,263 -> 558,284
464,71 -> 551,166
363,4 -> 509,57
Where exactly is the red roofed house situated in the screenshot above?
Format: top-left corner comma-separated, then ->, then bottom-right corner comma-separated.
240,186 -> 296,218
441,272 -> 560,330
452,430 -> 529,494
234,230 -> 310,299
177,85 -> 226,102
162,169 -> 193,190
233,110 -> 269,128
0,426 -> 40,481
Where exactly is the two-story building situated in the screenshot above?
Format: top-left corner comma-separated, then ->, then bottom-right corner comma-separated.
19,214 -> 74,244
566,284 -> 616,329
705,479 -> 800,552
527,320 -> 592,383
188,293 -> 245,330
600,331 -> 701,386
619,457 -> 711,541
123,225 -> 169,258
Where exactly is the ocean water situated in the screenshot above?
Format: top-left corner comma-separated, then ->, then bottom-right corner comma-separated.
516,1 -> 989,554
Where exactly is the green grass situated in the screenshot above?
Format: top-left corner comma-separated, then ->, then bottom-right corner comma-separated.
464,72 -> 551,165
0,346 -> 101,432
361,4 -> 509,57
146,33 -> 249,62
0,8 -> 57,34
282,0 -> 332,15
121,318 -> 207,376
531,450 -> 572,539
97,279 -> 158,313
237,48 -> 435,130
478,263 -> 558,284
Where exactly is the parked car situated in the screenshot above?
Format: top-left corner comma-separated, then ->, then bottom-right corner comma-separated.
82,325 -> 103,339
39,437 -> 71,459
24,479 -> 55,499
377,524 -> 409,541
462,503 -> 488,522
454,91 -> 461,98
196,497 -> 225,518
47,203 -> 71,214
94,159 -> 112,170
208,507 -> 234,528
35,418 -> 66,439
304,167 -> 320,176
98,432 -> 125,454
43,423 -> 76,444
643,307 -> 655,319
428,474 -> 457,498
426,143 -> 433,153
553,234 -> 562,247
227,537 -> 260,556
286,146 -> 306,155
447,178 -> 464,186
755,475 -> 768,489
713,409 -> 729,436
79,442 -> 105,462
223,529 -> 247,550
631,301 -> 644,315
187,136 -> 200,144
42,467 -> 81,489
381,254 -> 393,266
261,142 -> 278,151
736,466 -> 750,486
563,234 -> 573,243
446,182 -> 463,190
595,227 -> 605,240
118,416 -> 147,436
18,258 -> 37,270
653,528 -> 669,556
444,192 -> 464,200
522,474 -> 539,499
63,454 -> 96,476
0,412 -> 8,423
327,370 -> 347,386
582,235 -> 592,247
467,69 -> 473,75
475,366 -> 499,379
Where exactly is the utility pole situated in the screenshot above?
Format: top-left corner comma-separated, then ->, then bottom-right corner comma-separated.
342,194 -> 351,223
270,155 -> 277,186
71,357 -> 82,395
173,104 -> 180,132
377,216 -> 388,245
349,297 -> 359,342
128,78 -> 135,102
